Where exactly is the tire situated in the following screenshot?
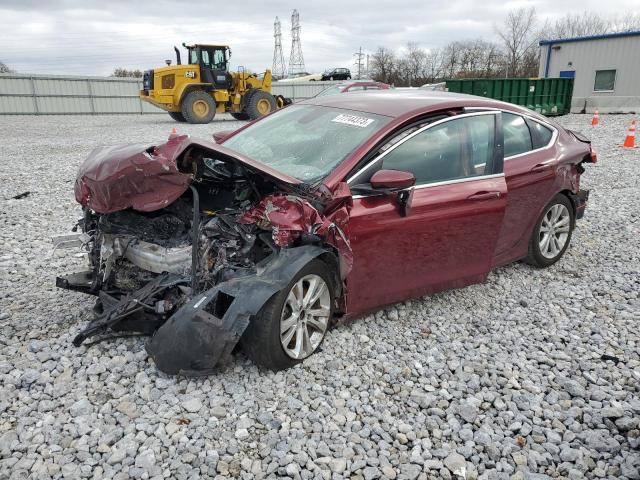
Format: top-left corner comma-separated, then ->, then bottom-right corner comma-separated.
181,90 -> 216,124
245,90 -> 277,120
329,76 -> 334,81
346,76 -> 351,80
525,194 -> 575,268
231,112 -> 250,120
168,111 -> 186,122
240,259 -> 334,371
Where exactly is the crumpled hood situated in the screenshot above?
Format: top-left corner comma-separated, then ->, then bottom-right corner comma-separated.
74,134 -> 302,214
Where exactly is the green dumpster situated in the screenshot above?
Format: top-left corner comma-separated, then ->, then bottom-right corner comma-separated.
445,78 -> 573,116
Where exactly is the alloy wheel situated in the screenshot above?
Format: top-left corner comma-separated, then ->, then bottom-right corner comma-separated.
279,274 -> 330,359
539,203 -> 571,259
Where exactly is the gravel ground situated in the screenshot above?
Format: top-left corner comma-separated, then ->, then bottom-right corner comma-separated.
0,113 -> 638,480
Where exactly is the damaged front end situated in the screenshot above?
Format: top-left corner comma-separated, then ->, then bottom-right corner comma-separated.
56,133 -> 351,375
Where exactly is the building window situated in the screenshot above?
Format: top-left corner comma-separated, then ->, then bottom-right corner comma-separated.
594,70 -> 616,91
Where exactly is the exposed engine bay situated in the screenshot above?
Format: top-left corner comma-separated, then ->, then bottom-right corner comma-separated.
56,134 -> 352,375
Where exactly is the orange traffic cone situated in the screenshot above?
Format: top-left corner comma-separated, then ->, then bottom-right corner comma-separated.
622,120 -> 637,148
591,110 -> 599,126
171,127 -> 177,135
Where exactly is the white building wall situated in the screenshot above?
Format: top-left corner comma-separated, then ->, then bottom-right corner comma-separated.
539,33 -> 640,113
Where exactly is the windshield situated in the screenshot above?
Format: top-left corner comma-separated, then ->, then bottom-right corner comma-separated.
223,105 -> 389,182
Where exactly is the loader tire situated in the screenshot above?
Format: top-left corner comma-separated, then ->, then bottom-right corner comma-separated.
245,90 -> 277,120
168,112 -> 186,122
181,90 -> 216,124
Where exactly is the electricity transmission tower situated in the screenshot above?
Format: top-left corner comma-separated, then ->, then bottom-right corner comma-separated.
353,47 -> 365,79
288,9 -> 305,76
272,16 -> 286,79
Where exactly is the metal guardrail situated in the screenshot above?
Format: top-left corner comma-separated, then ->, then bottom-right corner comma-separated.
0,73 -> 339,115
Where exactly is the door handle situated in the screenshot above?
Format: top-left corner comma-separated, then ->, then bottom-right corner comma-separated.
466,191 -> 502,201
530,163 -> 553,173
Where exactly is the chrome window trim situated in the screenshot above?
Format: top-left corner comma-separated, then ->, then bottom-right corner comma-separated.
346,110 -> 500,185
464,107 -> 558,160
351,173 -> 505,200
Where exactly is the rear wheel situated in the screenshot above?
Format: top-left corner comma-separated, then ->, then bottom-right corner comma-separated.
526,194 -> 575,267
241,260 -> 334,371
245,90 -> 277,120
181,90 -> 216,124
168,111 -> 186,122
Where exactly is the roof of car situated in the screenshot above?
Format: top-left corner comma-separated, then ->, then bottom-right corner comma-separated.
299,89 -> 535,119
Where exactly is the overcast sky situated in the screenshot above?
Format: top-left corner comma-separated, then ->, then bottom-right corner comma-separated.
0,0 -> 638,76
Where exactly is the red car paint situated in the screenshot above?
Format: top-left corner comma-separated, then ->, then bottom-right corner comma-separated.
239,186 -> 354,278
75,135 -> 302,214
271,91 -> 589,315
81,90 -> 591,320
339,81 -> 391,93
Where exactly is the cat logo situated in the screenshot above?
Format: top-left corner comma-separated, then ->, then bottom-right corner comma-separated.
185,71 -> 197,79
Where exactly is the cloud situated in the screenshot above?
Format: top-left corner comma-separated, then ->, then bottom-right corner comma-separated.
0,0 -> 638,75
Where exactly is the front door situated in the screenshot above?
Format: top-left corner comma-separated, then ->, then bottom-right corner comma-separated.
345,112 -> 507,314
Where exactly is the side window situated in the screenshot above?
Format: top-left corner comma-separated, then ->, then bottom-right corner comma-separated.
503,112 -> 533,157
380,115 -> 495,185
527,120 -> 554,149
348,86 -> 365,92
201,50 -> 210,66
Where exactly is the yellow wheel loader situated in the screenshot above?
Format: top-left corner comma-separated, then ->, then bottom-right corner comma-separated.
140,44 -> 288,124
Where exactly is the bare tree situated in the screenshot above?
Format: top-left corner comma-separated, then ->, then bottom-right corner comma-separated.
610,12 -> 640,32
424,48 -> 442,83
370,47 -> 397,84
497,7 -> 538,77
112,68 -> 143,78
0,61 -> 14,73
402,42 -> 427,87
540,11 -> 609,39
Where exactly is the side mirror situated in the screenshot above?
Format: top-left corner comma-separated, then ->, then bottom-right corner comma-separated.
370,169 -> 415,190
212,130 -> 235,143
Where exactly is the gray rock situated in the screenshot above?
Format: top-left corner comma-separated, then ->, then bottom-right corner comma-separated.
182,397 -> 202,413
444,452 -> 466,477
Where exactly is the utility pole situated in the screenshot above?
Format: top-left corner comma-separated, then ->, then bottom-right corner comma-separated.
353,47 -> 365,80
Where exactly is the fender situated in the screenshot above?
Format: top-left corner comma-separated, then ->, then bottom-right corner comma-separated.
146,245 -> 338,376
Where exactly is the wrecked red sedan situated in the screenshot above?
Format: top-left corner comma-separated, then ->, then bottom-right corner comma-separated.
57,90 -> 595,375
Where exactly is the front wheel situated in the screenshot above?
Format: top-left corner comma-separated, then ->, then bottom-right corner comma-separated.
181,90 -> 216,124
240,260 -> 334,371
526,194 -> 575,267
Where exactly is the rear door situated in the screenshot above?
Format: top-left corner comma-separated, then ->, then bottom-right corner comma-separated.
493,112 -> 558,263
346,112 -> 507,313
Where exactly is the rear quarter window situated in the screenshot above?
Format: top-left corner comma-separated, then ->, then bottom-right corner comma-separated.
526,119 -> 554,149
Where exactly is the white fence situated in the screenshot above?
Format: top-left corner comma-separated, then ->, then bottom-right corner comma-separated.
0,73 -> 336,115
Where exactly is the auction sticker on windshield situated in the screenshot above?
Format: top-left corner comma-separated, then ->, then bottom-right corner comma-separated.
331,113 -> 375,128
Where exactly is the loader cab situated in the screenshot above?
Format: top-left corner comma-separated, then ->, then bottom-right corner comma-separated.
186,44 -> 233,90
